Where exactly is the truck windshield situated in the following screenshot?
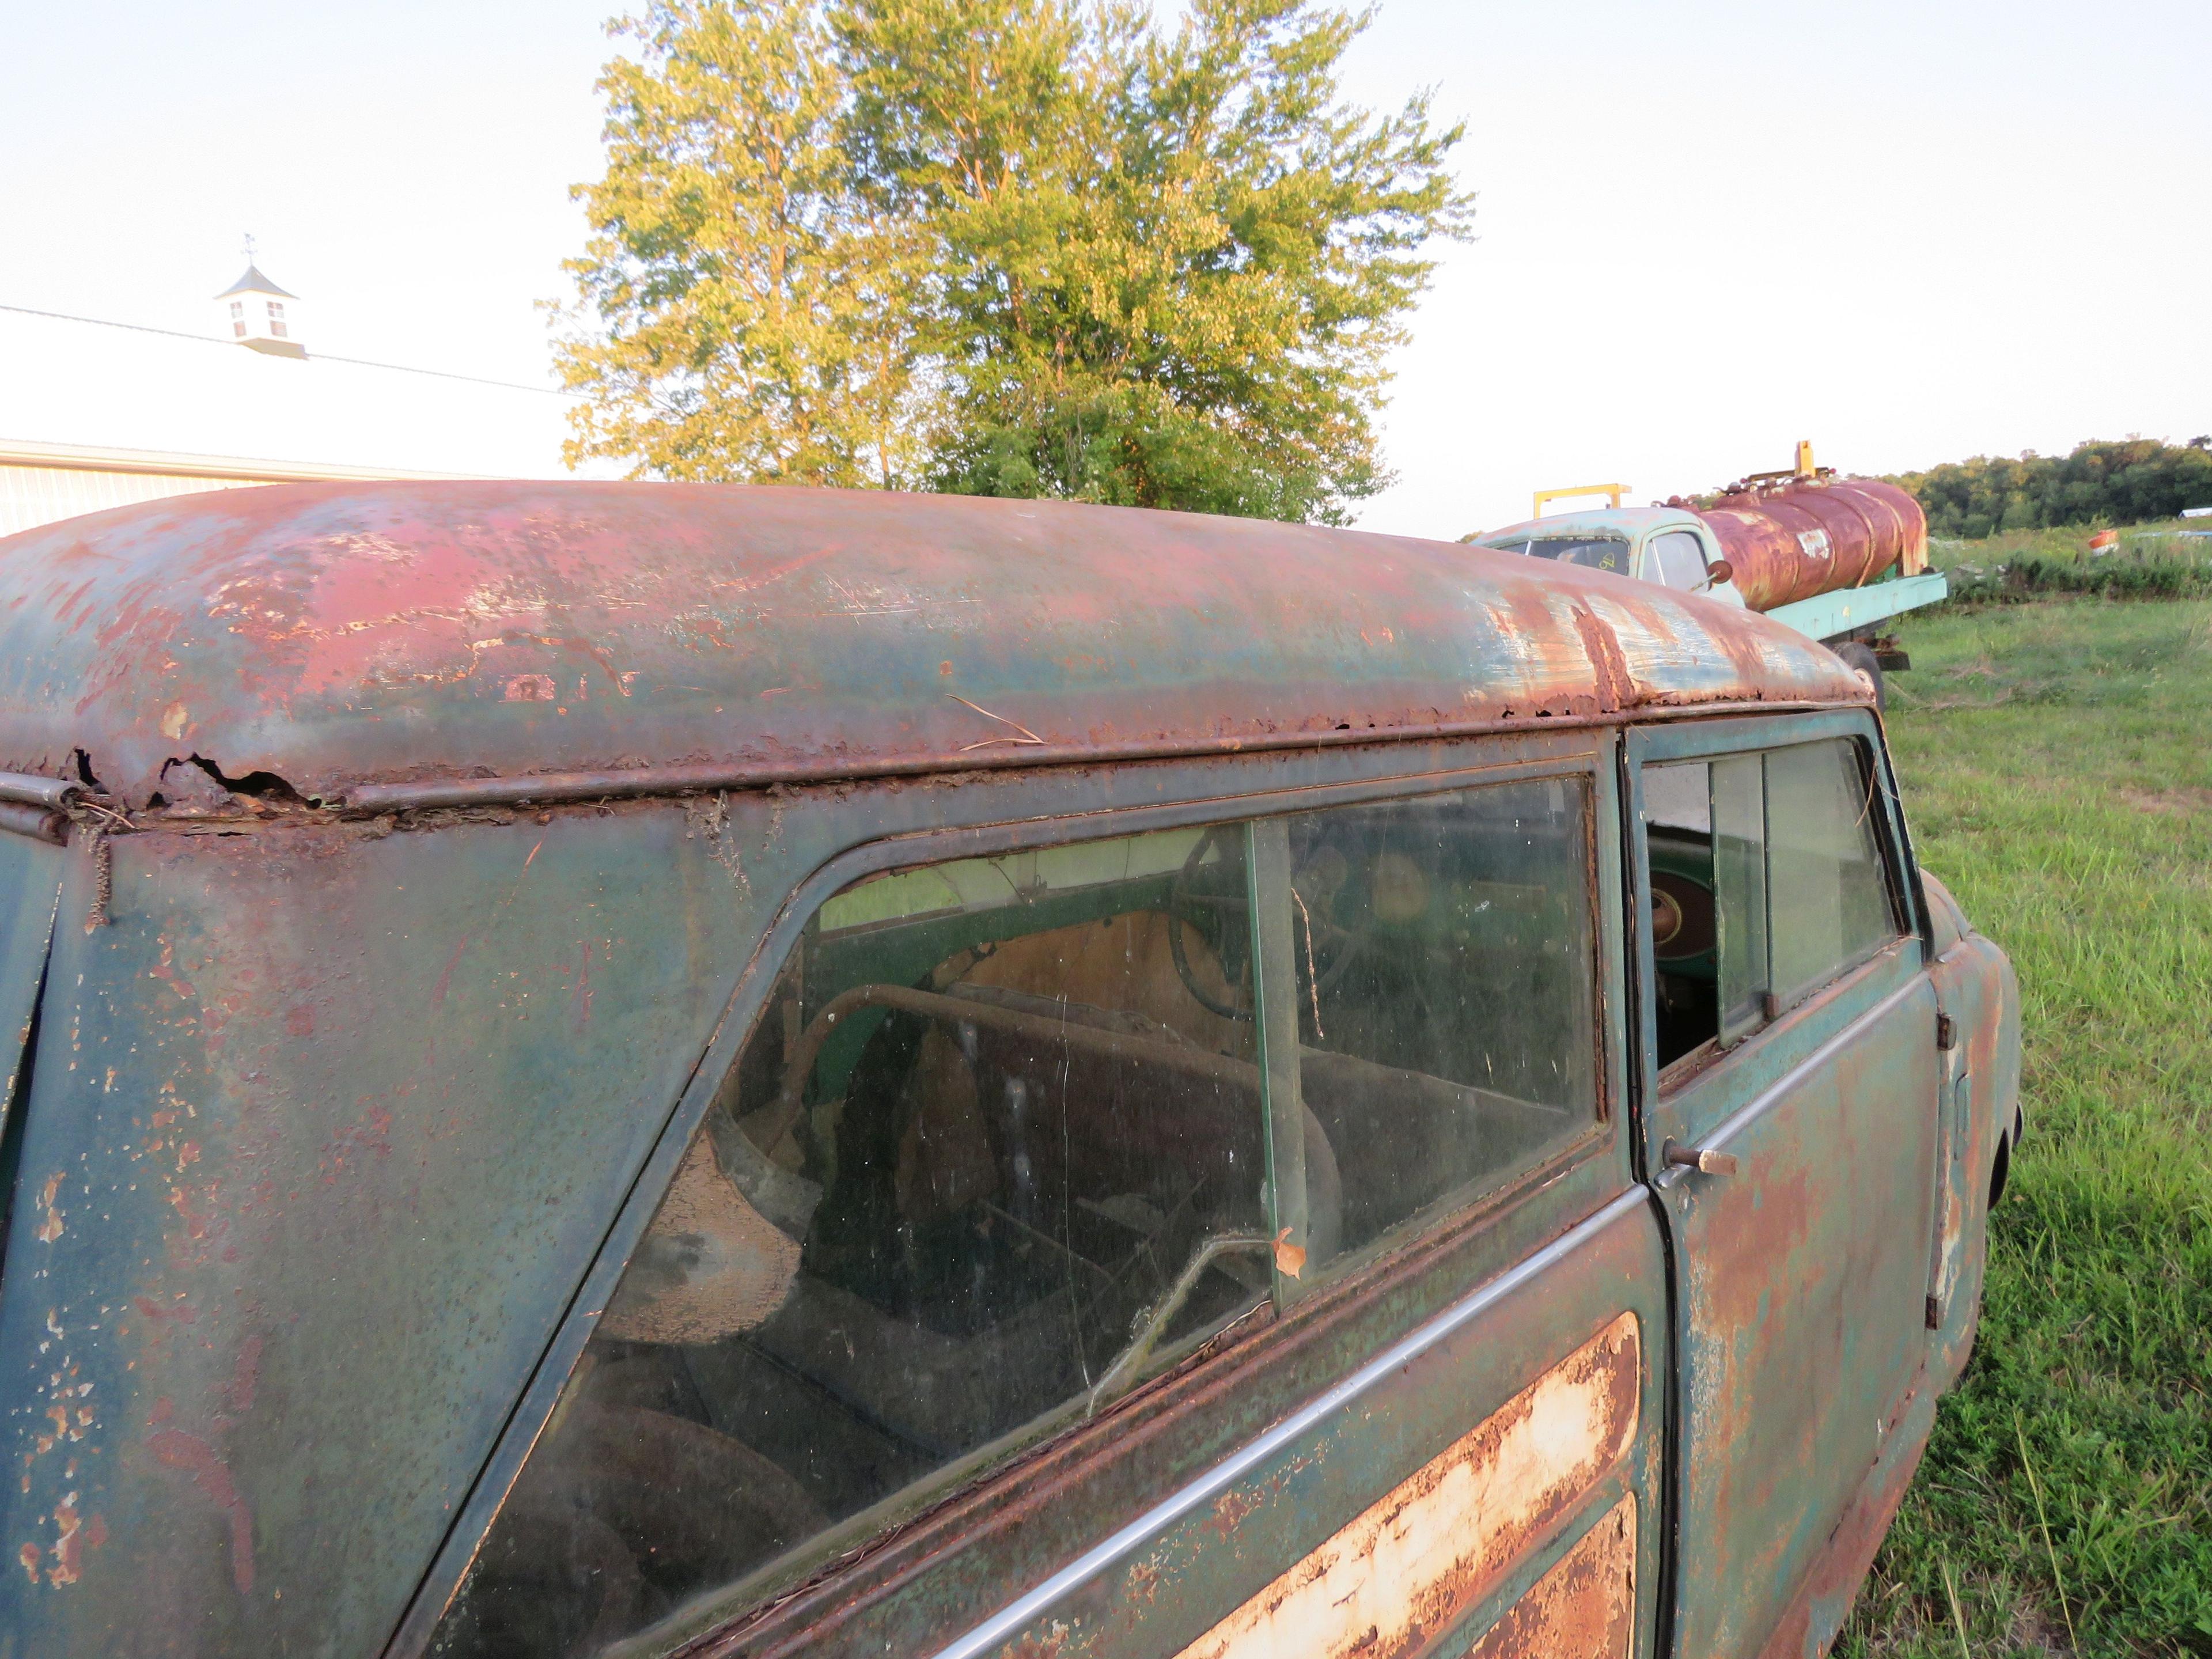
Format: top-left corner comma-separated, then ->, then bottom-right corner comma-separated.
1489,536 -> 1630,575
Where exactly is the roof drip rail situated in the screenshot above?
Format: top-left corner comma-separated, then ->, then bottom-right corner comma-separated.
336,697 -> 1839,817
0,774 -> 79,812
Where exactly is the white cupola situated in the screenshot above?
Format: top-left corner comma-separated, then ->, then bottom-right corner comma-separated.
214,245 -> 304,358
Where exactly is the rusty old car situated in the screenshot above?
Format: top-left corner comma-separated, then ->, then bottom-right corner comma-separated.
0,483 -> 2019,1659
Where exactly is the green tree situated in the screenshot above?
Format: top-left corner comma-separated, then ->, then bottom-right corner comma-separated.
558,0 -> 927,486
558,0 -> 1472,522
1890,439 -> 2212,539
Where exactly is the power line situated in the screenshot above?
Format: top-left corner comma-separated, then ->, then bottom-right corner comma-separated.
0,302 -> 585,400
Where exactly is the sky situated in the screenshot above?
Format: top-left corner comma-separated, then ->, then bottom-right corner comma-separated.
2,0 -> 2206,536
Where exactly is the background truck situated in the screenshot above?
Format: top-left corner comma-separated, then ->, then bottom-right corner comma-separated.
1464,442 -> 1947,706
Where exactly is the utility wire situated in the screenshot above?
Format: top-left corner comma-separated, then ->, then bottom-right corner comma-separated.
0,302 -> 585,399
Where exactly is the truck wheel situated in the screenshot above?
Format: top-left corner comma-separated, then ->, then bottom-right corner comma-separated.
1833,641 -> 1887,711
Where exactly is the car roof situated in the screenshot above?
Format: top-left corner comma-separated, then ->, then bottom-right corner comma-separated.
1468,505 -> 1702,547
0,482 -> 1862,807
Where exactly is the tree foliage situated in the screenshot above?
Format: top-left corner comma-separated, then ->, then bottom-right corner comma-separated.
1890,437 -> 2212,540
556,0 -> 1472,522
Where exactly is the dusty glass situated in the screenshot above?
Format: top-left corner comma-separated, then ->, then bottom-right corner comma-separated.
1279,777 -> 1600,1262
1766,738 -> 1901,1005
431,824 -> 1267,1658
1649,530 -> 1710,590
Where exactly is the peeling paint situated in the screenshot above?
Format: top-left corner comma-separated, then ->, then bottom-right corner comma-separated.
32,1173 -> 63,1244
1466,1493 -> 1636,1659
1173,1314 -> 1639,1659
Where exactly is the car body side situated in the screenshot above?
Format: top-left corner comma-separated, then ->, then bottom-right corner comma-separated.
0,484 -> 2018,1659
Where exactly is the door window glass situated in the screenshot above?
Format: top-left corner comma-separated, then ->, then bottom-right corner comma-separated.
1766,740 -> 1899,1005
431,824 -> 1266,1658
1282,777 -> 1600,1262
1645,736 -> 1903,1073
1649,531 -> 1710,590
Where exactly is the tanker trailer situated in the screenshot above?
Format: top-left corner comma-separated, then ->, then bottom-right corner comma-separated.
1463,442 -> 1948,706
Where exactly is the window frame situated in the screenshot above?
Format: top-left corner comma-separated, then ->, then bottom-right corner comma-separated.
404,733 -> 1626,1657
1624,709 -> 1927,1103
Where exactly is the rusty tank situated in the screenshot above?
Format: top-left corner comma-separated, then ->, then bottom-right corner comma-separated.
1669,466 -> 1930,613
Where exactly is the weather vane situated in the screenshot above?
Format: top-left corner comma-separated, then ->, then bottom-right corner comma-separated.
243,232 -> 257,265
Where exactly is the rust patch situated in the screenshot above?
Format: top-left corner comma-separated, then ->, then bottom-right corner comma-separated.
31,1173 -> 63,1244
1172,1313 -> 1639,1659
1566,603 -> 1632,714
1466,1492 -> 1636,1659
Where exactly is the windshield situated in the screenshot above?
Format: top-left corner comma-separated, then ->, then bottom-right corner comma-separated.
1484,535 -> 1631,575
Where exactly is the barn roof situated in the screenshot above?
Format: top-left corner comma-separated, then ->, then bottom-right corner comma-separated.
0,482 -> 1864,809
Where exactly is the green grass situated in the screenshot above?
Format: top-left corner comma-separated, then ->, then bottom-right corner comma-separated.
1840,598 -> 2212,1657
1929,521 -> 2212,604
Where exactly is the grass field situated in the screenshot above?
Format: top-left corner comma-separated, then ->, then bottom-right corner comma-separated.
1930,521 -> 2212,604
1840,596 -> 2212,1656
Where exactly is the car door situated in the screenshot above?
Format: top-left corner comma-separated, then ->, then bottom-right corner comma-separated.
406,734 -> 1673,1659
1626,712 -> 1937,1659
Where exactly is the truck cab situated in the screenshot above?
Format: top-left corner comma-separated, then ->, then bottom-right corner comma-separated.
1465,506 -> 1748,607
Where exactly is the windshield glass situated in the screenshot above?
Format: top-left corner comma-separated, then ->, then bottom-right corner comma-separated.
1491,536 -> 1631,575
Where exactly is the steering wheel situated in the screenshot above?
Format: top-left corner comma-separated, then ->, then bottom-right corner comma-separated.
1167,827 -> 1257,1022
1166,826 -> 1377,1022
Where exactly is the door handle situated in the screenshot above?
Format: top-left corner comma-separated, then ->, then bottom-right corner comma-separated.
1664,1139 -> 1740,1176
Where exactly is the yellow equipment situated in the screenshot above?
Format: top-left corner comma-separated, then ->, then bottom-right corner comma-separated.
1531,482 -> 1631,518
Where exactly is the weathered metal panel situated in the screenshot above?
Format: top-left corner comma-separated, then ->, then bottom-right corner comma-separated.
1753,1378 -> 1936,1659
0,805 -> 791,1657
1465,1492 -> 1636,1659
0,484 -> 1862,809
1172,1314 -> 1638,1659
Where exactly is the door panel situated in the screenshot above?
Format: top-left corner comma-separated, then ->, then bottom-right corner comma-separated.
405,734 -> 1668,1659
1629,716 -> 1938,1659
1658,961 -> 1936,1659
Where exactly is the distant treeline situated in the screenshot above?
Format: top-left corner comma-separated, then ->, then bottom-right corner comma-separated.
1888,437 -> 2212,539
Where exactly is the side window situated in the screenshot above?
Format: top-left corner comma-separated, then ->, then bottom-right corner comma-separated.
1645,736 -> 1904,1072
1766,740 -> 1900,1003
1282,776 -> 1600,1263
433,824 -> 1266,1658
1648,530 -> 1709,590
